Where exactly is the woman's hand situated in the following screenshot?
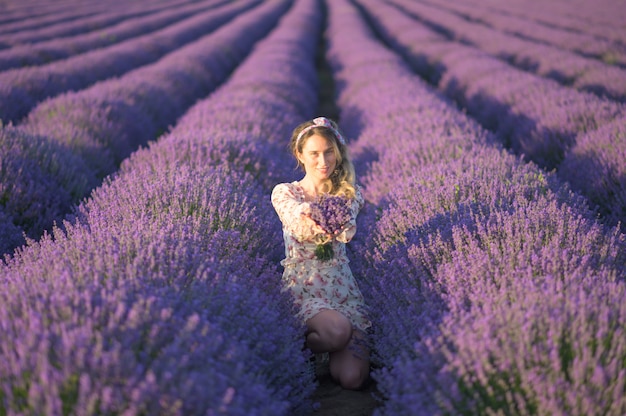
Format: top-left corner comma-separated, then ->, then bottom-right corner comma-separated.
301,211 -> 327,236
334,222 -> 356,243
333,223 -> 349,236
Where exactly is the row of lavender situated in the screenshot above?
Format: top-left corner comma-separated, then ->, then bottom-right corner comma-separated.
456,0 -> 626,47
0,0 -> 283,256
0,0 -> 256,123
479,0 -> 626,42
421,0 -> 626,68
0,0 -> 324,413
326,0 -> 626,414
2,1 -> 624,414
382,0 -> 626,103
0,0 -> 129,36
357,0 -> 626,232
0,0 -> 225,70
511,0 -> 624,40
0,0 -> 197,49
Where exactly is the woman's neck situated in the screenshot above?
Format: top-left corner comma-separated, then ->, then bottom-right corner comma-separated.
299,176 -> 326,199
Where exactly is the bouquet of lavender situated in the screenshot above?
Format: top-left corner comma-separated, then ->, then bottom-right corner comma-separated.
309,194 -> 352,261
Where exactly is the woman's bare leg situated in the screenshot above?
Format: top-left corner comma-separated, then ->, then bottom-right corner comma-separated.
305,310 -> 370,390
329,330 -> 370,390
305,309 -> 352,353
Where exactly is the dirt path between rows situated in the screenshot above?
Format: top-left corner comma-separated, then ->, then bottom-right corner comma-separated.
308,11 -> 382,414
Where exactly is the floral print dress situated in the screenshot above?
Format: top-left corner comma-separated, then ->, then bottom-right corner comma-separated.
271,181 -> 371,333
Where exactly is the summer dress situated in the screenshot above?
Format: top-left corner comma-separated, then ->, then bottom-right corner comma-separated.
271,181 -> 371,333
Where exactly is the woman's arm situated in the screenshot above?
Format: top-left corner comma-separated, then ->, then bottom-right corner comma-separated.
271,183 -> 325,242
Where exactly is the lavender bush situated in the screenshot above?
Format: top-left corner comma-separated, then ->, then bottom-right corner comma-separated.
0,125 -> 97,251
0,208 -> 24,256
2,0 -> 325,413
429,259 -> 626,414
455,0 -> 626,44
2,237 -> 300,414
0,0 -> 195,47
325,1 -> 626,415
355,0 -> 626,228
420,0 -> 626,67
386,0 -> 626,103
0,0 -> 289,256
0,0 -> 225,71
0,6 -> 108,40
2,0 -> 626,414
358,0 -> 625,166
559,116 -> 626,230
22,0 -> 286,172
0,0 -> 259,123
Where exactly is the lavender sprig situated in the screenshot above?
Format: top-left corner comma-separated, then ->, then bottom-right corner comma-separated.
309,194 -> 352,261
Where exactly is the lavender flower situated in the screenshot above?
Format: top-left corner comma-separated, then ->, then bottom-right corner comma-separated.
325,0 -> 626,414
309,194 -> 352,261
0,0 -> 291,258
3,0 -> 626,413
0,1 -> 217,63
1,0 -> 323,413
0,0 -> 261,123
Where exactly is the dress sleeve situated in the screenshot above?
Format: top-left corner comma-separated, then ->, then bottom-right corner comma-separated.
335,185 -> 365,243
271,183 -> 323,242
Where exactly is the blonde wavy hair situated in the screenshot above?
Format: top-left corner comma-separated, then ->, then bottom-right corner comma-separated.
290,118 -> 356,199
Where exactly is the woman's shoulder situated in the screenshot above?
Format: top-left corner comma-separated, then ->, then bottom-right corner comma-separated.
272,181 -> 300,200
273,181 -> 299,193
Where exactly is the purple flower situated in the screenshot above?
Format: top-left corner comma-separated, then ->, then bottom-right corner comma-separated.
310,194 -> 352,234
309,194 -> 352,260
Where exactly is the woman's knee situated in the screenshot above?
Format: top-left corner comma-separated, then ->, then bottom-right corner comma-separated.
337,365 -> 369,390
309,310 -> 352,349
327,324 -> 352,349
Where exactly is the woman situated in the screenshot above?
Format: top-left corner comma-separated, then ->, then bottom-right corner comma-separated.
271,117 -> 370,390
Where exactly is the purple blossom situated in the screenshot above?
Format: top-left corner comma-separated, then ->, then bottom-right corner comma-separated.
0,0 -> 214,54
355,0 -> 626,229
559,116 -> 626,231
308,194 -> 353,261
0,0 -> 261,123
325,0 -> 626,414
385,0 -> 626,102
2,0 -> 626,414
0,125 -> 97,252
1,0 -> 291,254
309,194 -> 352,235
1,0 -> 323,413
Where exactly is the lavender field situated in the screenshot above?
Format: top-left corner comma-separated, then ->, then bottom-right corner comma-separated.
1,0 -> 625,414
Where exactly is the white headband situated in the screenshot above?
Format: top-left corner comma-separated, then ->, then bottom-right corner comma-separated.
295,117 -> 346,147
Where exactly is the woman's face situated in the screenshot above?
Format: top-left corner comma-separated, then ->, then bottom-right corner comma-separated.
298,133 -> 337,181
